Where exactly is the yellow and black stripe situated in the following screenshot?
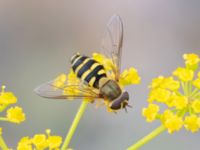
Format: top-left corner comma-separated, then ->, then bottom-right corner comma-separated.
71,53 -> 107,88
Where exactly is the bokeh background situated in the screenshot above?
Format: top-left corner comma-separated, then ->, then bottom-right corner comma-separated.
0,0 -> 200,150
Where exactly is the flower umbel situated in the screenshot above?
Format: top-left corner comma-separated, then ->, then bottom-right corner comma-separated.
0,85 -> 25,124
0,85 -> 26,150
17,129 -> 63,150
143,53 -> 200,134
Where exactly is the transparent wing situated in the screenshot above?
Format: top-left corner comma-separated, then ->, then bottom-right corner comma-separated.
34,80 -> 101,100
101,15 -> 123,80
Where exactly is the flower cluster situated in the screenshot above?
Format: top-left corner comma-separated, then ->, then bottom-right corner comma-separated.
143,53 -> 200,133
92,53 -> 141,86
0,85 -> 25,124
53,52 -> 141,111
17,129 -> 66,150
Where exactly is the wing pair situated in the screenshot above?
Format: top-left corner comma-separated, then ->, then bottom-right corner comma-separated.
35,15 -> 123,100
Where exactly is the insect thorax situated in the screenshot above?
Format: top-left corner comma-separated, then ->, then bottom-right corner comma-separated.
99,78 -> 122,101
71,53 -> 107,88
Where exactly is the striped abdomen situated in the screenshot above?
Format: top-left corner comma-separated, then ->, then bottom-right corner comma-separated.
71,53 -> 107,88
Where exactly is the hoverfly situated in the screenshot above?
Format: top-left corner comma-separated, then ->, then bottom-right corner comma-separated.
35,15 -> 131,111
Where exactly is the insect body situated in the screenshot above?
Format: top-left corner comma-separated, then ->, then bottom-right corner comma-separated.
70,53 -> 129,110
35,15 -> 130,111
71,54 -> 106,89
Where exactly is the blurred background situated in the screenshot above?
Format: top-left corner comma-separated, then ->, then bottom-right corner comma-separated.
0,0 -> 200,150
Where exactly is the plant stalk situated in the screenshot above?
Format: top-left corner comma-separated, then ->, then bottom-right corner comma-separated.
127,125 -> 166,150
61,100 -> 88,150
0,134 -> 9,150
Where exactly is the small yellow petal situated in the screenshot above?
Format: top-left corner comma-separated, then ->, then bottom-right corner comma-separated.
32,134 -> 48,149
173,67 -> 194,82
67,69 -> 80,85
183,53 -> 200,66
47,136 -> 62,149
0,92 -> 17,105
119,67 -> 141,86
160,109 -> 174,123
142,104 -> 159,122
173,96 -> 188,110
53,73 -> 67,88
92,53 -> 104,64
6,106 -> 25,124
184,115 -> 200,133
149,76 -> 164,89
147,88 -> 171,103
161,77 -> 180,91
17,137 -> 32,150
92,53 -> 114,71
164,114 -> 183,134
191,100 -> 200,113
193,78 -> 200,89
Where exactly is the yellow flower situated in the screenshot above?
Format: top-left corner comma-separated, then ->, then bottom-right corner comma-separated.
67,69 -> 80,85
6,106 -> 25,123
144,53 -> 200,133
193,78 -> 200,89
92,53 -> 104,64
47,136 -> 62,149
0,86 -> 17,105
149,76 -> 164,89
17,130 -> 63,150
17,137 -> 32,150
148,88 -> 171,103
142,104 -> 159,122
149,76 -> 180,91
56,70 -> 81,98
164,114 -> 183,134
119,67 -> 141,86
32,134 -> 48,149
183,53 -> 200,69
53,73 -> 67,88
184,115 -> 200,133
0,127 -> 2,135
161,77 -> 180,91
191,100 -> 200,113
92,52 -> 115,72
160,110 -> 174,123
173,67 -> 194,82
173,96 -> 188,110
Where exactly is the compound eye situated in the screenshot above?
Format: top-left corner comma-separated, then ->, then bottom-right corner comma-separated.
109,99 -> 122,110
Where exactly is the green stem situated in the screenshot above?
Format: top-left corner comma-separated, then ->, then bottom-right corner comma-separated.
190,88 -> 199,97
192,92 -> 200,99
185,81 -> 189,96
0,134 -> 9,150
0,105 -> 8,113
0,118 -> 8,122
181,82 -> 186,95
61,100 -> 88,150
188,81 -> 192,96
127,125 -> 166,150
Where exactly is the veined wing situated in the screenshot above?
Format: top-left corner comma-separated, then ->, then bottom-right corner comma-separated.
34,80 -> 101,100
101,15 -> 123,81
